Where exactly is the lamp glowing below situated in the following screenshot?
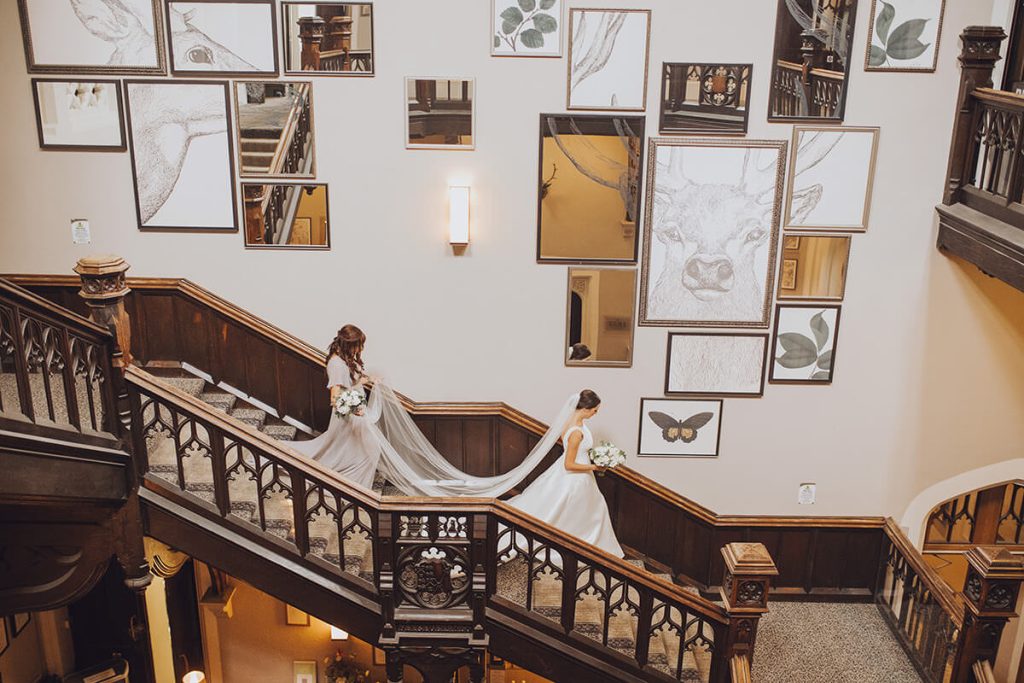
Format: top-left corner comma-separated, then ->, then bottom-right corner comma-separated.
448,185 -> 470,251
330,625 -> 349,640
182,672 -> 206,683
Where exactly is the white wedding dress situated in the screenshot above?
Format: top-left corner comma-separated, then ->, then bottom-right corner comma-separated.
506,424 -> 624,558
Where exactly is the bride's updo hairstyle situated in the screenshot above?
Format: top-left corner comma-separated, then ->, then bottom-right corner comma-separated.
328,325 -> 366,380
577,390 -> 601,410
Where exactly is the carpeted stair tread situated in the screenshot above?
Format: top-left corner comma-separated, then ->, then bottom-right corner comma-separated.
199,391 -> 237,413
263,423 -> 298,440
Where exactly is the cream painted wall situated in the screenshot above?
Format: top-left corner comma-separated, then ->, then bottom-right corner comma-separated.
0,0 -> 1022,519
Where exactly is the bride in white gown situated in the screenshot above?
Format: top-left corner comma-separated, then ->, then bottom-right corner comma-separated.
505,389 -> 624,558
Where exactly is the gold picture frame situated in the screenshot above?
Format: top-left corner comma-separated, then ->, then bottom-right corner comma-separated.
566,8 -> 651,112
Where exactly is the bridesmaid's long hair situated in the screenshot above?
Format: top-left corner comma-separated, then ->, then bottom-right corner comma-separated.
328,325 -> 366,381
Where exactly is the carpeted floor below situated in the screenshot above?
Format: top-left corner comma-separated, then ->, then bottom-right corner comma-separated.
753,602 -> 922,683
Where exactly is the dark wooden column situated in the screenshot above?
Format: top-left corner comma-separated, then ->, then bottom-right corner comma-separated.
952,546 -> 1024,683
243,184 -> 267,245
327,16 -> 353,70
719,542 -> 778,668
298,15 -> 325,70
943,26 -> 1008,206
74,255 -> 152,592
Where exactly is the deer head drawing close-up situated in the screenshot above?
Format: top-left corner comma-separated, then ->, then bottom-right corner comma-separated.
647,137 -> 839,323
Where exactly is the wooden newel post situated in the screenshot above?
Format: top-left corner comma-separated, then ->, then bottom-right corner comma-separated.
952,547 -> 1024,683
244,184 -> 267,244
720,543 -> 778,668
298,15 -> 325,71
943,26 -> 1007,206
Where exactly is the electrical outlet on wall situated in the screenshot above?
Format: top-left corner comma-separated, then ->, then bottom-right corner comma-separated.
798,483 -> 816,505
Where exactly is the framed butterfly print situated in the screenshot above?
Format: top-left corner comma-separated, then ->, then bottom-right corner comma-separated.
638,398 -> 723,457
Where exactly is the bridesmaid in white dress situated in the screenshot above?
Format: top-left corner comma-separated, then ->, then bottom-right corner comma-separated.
507,390 -> 624,558
285,325 -> 381,490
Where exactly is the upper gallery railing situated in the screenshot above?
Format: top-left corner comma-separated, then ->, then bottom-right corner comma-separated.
924,481 -> 1024,550
0,277 -> 118,446
770,60 -> 844,120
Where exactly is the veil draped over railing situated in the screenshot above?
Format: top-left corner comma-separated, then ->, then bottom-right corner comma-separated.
363,382 -> 580,498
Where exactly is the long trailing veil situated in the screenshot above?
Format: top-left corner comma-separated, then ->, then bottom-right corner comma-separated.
363,382 -> 580,498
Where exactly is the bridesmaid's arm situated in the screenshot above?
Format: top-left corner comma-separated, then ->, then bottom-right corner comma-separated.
563,431 -> 598,473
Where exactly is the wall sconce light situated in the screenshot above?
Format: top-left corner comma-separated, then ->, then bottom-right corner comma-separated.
448,185 -> 470,254
182,672 -> 206,683
330,625 -> 349,640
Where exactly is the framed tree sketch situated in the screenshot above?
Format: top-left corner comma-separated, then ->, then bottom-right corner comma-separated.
659,63 -> 752,135
17,0 -> 166,75
638,398 -> 723,457
664,333 -> 769,397
777,233 -> 851,300
770,304 -> 842,384
537,114 -> 646,263
567,9 -> 651,111
640,138 -> 786,328
768,0 -> 859,122
31,79 -> 126,151
405,79 -> 475,150
125,80 -> 238,231
784,127 -> 880,232
492,0 -> 564,57
865,0 -> 946,72
281,2 -> 375,75
166,0 -> 278,76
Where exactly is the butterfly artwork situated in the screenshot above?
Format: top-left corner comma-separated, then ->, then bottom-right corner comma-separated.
638,399 -> 722,458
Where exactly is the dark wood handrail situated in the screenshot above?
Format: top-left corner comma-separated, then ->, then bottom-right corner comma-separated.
0,278 -> 110,339
883,518 -> 963,627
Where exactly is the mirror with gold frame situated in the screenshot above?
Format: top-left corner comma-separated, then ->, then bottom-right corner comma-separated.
537,114 -> 645,264
405,78 -> 474,150
242,182 -> 330,249
234,81 -> 315,178
776,233 -> 850,300
566,267 -> 636,367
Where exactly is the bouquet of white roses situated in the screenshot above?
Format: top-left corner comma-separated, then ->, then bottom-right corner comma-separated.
588,441 -> 627,470
333,389 -> 366,419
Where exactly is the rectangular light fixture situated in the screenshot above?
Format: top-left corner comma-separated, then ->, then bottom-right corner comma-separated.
330,625 -> 349,640
448,185 -> 470,251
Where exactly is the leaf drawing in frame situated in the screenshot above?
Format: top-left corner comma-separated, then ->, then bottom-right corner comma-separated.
770,305 -> 841,384
865,0 -> 945,72
493,0 -> 562,57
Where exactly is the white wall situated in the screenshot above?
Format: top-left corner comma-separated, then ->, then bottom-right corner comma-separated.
1,0 -> 1022,518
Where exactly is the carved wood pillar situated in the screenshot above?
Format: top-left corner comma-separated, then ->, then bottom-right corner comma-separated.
298,15 -> 325,71
952,547 -> 1024,683
943,26 -> 1007,205
243,184 -> 267,245
719,543 -> 779,669
327,16 -> 353,70
74,255 -> 151,593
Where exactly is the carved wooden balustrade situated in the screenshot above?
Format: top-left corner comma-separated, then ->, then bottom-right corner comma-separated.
298,13 -> 371,72
770,60 -> 844,120
925,481 -> 1024,551
0,278 -> 118,447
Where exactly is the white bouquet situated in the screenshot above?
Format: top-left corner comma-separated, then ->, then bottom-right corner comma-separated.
333,389 -> 366,419
588,441 -> 627,470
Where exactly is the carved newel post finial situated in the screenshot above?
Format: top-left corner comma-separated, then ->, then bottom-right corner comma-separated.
952,547 -> 1024,683
298,15 -> 325,70
720,542 -> 779,666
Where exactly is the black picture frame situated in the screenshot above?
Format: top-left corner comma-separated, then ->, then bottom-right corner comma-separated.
241,182 -> 331,249
166,0 -> 280,77
281,2 -> 376,76
664,332 -> 769,398
659,63 -> 753,135
124,79 -> 239,232
637,397 -> 724,458
769,303 -> 843,385
536,113 -> 646,264
31,79 -> 127,152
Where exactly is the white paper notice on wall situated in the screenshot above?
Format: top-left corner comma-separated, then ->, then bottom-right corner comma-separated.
798,483 -> 816,505
71,219 -> 91,245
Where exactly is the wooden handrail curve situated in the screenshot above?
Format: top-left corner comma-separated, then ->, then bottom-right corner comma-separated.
0,278 -> 110,339
883,518 -> 964,627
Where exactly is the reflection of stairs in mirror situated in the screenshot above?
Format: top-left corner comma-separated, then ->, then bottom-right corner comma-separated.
240,128 -> 280,175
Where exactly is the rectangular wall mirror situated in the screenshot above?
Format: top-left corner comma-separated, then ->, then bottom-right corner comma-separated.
777,234 -> 851,300
537,114 -> 645,263
282,2 -> 374,75
235,81 -> 315,178
768,0 -> 858,122
242,182 -> 330,248
406,78 -> 475,150
659,63 -> 752,135
566,268 -> 636,367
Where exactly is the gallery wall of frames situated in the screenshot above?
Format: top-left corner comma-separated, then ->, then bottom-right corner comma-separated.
11,0 -> 1015,516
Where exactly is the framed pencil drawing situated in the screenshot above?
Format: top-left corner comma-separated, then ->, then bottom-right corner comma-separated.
566,9 -> 651,111
664,332 -> 769,397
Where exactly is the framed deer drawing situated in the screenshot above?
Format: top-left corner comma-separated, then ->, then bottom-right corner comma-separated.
18,0 -> 167,75
166,0 -> 279,76
566,9 -> 651,111
638,398 -> 723,457
639,138 -> 786,328
125,80 -> 238,231
784,126 -> 880,232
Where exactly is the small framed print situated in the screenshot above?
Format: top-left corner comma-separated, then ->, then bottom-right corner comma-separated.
865,0 -> 946,72
770,304 -> 842,385
492,0 -> 565,57
638,398 -> 723,458
167,0 -> 279,76
665,332 -> 768,398
285,604 -> 310,625
293,660 -> 317,683
780,259 -> 798,290
783,235 -> 800,250
31,79 -> 126,151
